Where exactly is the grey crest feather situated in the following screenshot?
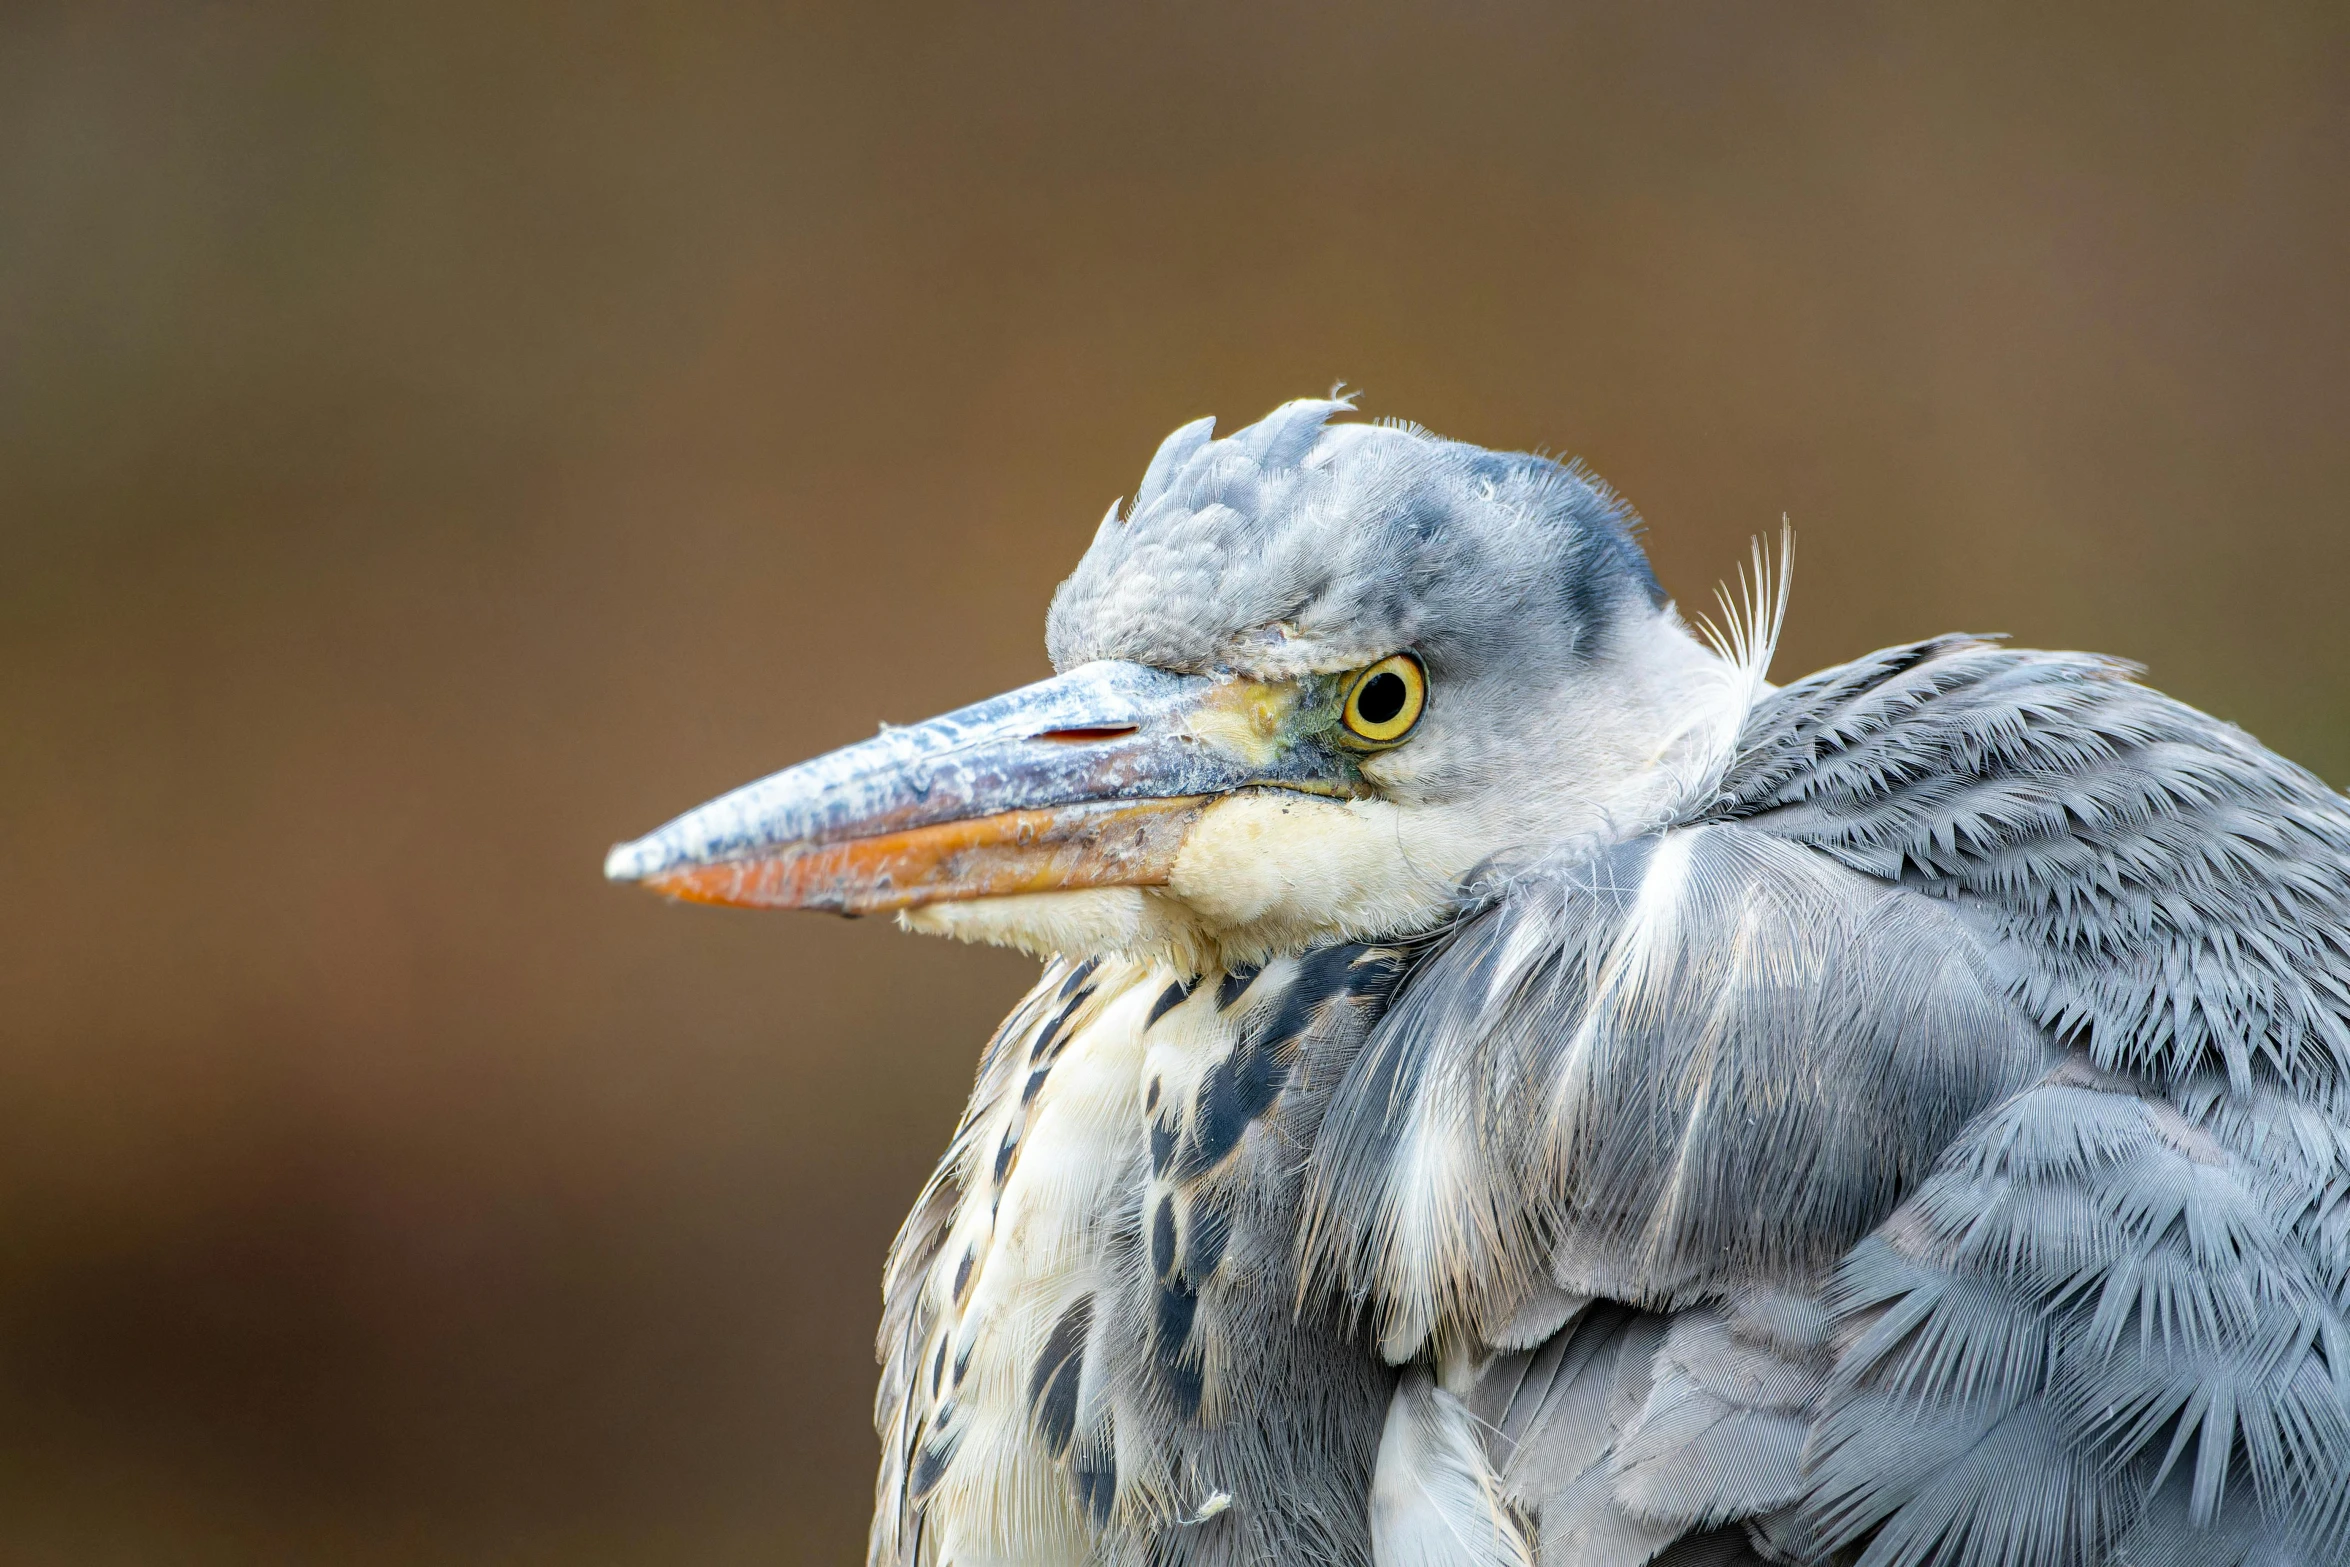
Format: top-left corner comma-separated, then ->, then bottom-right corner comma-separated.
1135,414 -> 1219,513
1045,398 -> 1660,679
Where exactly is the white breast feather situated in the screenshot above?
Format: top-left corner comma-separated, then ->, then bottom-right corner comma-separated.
915,959 -> 1168,1566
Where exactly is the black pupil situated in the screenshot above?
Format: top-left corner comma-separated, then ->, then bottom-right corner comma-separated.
1355,670 -> 1409,726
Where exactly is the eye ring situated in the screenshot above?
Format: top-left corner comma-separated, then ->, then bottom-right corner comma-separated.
1340,653 -> 1427,747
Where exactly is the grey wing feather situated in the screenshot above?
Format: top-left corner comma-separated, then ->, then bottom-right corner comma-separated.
1711,636 -> 2350,1097
1721,640 -> 2350,1560
1463,1301 -> 1681,1567
1301,821 -> 2044,1562
1308,637 -> 2350,1566
1806,1062 -> 2350,1566
1448,1294 -> 1827,1567
1608,1306 -> 1819,1531
1644,1531 -> 1779,1567
1301,820 -> 2048,1359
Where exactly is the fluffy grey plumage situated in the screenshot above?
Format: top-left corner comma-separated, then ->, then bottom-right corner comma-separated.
849,401 -> 2350,1567
1301,822 -> 2051,1350
1047,397 -> 1662,681
1295,636 -> 2350,1565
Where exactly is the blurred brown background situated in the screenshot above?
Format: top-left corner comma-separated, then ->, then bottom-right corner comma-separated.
3,1 -> 2345,1561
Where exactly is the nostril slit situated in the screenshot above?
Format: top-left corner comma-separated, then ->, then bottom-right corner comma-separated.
1035,726 -> 1140,743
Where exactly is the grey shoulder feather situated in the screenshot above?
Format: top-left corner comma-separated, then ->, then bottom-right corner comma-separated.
1302,636 -> 2350,1566
1301,821 -> 2049,1358
1709,635 -> 2350,1098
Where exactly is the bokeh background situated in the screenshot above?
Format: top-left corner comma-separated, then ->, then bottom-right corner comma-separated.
4,2 -> 2346,1560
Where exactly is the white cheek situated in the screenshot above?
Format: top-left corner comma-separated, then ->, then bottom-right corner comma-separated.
899,887 -> 1214,969
1167,793 -> 1475,946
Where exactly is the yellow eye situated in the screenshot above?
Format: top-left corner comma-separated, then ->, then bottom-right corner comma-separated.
1340,653 -> 1427,746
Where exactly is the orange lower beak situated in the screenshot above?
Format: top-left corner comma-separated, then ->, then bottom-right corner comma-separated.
637,797 -> 1208,915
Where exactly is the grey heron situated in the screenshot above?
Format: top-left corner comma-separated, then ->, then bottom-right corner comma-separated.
606,398 -> 2350,1567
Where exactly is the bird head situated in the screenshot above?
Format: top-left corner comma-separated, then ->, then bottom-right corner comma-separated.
605,398 -> 1769,967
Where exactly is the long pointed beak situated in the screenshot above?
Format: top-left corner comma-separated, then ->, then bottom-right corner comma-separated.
604,661 -> 1352,914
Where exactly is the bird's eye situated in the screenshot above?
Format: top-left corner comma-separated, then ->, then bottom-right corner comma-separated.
1340,654 -> 1427,747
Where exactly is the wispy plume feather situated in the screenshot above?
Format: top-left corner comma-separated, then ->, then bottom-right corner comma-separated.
1693,521 -> 1794,705
1646,523 -> 1796,826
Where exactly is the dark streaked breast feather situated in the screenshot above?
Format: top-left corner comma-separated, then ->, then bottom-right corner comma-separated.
1088,944 -> 1412,1567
